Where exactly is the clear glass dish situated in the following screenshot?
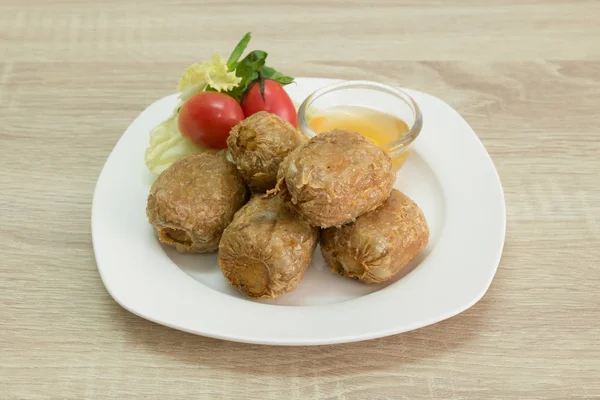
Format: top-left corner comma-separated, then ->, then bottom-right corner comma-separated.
297,80 -> 423,168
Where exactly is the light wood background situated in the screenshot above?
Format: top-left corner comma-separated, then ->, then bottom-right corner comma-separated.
1,1 -> 599,399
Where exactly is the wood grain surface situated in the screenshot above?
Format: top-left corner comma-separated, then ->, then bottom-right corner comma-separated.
1,1 -> 599,399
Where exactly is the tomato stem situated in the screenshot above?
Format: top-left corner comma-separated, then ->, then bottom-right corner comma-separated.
257,71 -> 266,102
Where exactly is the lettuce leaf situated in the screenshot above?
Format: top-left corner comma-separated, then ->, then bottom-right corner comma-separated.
177,53 -> 241,101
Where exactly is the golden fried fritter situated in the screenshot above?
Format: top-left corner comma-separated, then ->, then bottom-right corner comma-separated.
227,111 -> 307,192
270,129 -> 395,228
147,153 -> 249,253
218,195 -> 319,299
321,189 -> 429,283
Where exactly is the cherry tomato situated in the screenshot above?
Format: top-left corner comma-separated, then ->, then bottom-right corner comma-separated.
241,80 -> 297,127
178,92 -> 245,149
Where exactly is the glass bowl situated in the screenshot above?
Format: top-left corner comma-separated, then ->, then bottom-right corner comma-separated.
297,80 -> 423,169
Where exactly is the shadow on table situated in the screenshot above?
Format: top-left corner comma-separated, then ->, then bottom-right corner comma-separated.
111,283 -> 498,377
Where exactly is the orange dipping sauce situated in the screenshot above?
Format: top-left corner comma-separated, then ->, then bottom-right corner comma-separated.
309,105 -> 411,170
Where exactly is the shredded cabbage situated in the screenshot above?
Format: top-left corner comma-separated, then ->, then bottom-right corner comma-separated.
145,112 -> 212,175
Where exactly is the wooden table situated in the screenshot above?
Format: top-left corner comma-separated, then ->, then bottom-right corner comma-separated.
1,1 -> 599,399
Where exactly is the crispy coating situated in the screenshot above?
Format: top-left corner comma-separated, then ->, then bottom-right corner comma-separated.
271,129 -> 395,228
146,153 -> 249,253
227,111 -> 307,192
218,195 -> 319,299
320,189 -> 429,283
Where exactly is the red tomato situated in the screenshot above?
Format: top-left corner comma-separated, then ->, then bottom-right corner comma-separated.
241,80 -> 297,127
178,92 -> 245,149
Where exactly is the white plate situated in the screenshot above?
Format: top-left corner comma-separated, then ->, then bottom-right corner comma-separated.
92,77 -> 506,345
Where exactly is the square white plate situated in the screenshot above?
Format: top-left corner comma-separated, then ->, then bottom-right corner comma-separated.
92,77 -> 506,345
